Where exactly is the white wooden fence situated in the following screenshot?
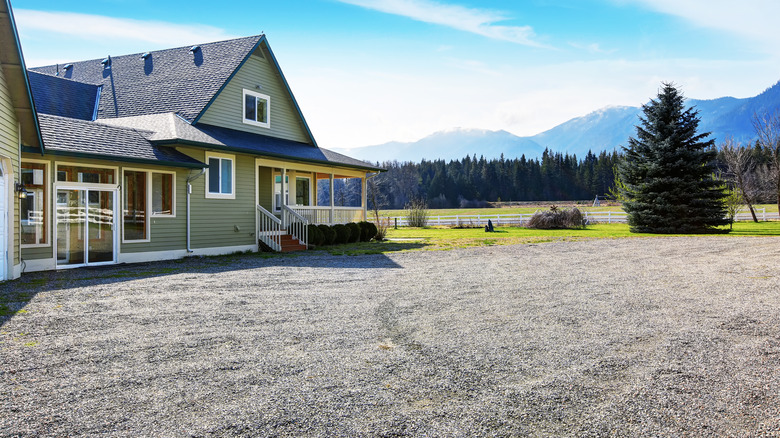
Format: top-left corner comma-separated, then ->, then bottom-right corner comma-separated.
388,208 -> 778,227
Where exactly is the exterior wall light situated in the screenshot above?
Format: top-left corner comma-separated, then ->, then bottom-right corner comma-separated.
15,182 -> 28,199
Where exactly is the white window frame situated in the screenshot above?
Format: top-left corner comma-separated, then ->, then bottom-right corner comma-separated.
295,176 -> 312,206
242,89 -> 271,129
151,170 -> 176,217
20,159 -> 51,248
272,172 -> 288,212
205,152 -> 236,200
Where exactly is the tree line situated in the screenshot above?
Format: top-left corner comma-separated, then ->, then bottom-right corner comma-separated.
369,149 -> 621,209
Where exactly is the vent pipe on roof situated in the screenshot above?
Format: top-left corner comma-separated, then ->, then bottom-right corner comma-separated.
63,64 -> 73,71
140,52 -> 151,60
101,56 -> 111,68
189,45 -> 200,53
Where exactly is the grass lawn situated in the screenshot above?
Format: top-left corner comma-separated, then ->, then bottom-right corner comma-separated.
312,221 -> 780,255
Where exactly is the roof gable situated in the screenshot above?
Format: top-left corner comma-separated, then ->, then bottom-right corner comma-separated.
0,0 -> 42,151
28,71 -> 100,121
29,35 -> 263,123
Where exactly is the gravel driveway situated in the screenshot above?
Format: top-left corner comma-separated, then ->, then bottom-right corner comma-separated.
2,237 -> 780,437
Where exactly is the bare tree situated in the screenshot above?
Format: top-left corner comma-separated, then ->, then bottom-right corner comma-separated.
720,138 -> 759,222
366,173 -> 389,240
753,111 -> 780,214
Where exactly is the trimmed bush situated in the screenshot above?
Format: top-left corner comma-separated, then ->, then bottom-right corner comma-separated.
346,223 -> 361,243
317,224 -> 336,245
307,224 -> 324,247
360,221 -> 378,241
332,224 -> 351,244
526,206 -> 585,230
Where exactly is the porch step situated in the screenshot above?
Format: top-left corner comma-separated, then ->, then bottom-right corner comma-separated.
279,233 -> 307,252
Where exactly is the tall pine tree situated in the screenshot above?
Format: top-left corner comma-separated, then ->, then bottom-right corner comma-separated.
618,83 -> 728,233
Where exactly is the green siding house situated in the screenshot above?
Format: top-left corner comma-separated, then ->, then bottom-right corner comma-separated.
0,0 -> 43,280
13,24 -> 381,272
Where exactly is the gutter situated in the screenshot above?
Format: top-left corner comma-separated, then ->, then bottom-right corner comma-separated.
186,167 -> 207,253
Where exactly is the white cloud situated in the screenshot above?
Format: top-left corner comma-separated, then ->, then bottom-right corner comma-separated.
336,0 -> 550,48
15,9 -> 237,65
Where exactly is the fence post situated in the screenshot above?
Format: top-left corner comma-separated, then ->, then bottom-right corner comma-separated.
763,207 -> 767,221
608,211 -> 612,224
394,217 -> 398,229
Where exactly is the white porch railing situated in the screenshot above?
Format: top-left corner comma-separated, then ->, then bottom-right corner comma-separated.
290,206 -> 364,225
256,205 -> 282,252
282,205 -> 308,248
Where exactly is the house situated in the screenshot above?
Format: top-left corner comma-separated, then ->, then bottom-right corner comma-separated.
14,22 -> 381,271
0,0 -> 44,280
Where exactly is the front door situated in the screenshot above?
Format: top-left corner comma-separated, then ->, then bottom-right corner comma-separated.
56,187 -> 117,267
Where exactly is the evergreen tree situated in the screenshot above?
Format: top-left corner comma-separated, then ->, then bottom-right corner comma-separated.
618,83 -> 728,233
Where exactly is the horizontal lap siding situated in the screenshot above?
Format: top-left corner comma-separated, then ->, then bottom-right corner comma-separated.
179,147 -> 257,250
197,51 -> 310,144
0,66 -> 21,265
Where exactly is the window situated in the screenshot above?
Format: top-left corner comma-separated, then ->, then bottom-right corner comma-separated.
274,174 -> 288,212
57,165 -> 115,183
243,89 -> 270,128
206,153 -> 235,199
21,162 -> 47,245
123,170 -> 147,241
295,177 -> 311,206
152,172 -> 174,215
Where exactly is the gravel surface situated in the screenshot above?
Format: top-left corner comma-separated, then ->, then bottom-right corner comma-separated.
2,237 -> 780,437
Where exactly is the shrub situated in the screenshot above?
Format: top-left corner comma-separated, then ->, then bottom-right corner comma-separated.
357,221 -> 377,241
307,224 -> 324,247
405,198 -> 429,227
374,218 -> 389,241
318,224 -> 336,245
526,206 -> 586,229
332,224 -> 351,244
346,222 -> 361,243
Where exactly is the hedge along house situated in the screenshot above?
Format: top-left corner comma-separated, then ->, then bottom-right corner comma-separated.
21,34 -> 382,272
0,0 -> 44,280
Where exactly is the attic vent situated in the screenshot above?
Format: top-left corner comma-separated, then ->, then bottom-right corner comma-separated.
63,64 -> 73,71
189,45 -> 200,53
140,52 -> 151,60
101,56 -> 111,68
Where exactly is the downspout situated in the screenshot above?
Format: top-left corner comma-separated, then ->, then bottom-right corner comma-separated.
186,167 -> 206,253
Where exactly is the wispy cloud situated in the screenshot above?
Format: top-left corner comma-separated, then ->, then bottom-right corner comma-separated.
336,0 -> 550,48
625,0 -> 780,52
15,9 -> 236,47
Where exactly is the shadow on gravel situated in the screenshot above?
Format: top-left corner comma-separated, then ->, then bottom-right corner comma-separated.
0,248 -> 407,327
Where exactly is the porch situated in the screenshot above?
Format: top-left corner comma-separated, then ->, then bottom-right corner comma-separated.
254,159 -> 374,252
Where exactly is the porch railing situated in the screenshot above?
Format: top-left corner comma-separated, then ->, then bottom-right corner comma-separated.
282,205 -> 308,248
256,204 -> 282,252
289,206 -> 364,225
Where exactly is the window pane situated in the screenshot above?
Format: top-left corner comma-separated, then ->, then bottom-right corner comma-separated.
257,98 -> 267,123
296,177 -> 310,206
21,163 -> 47,245
152,173 -> 173,215
57,165 -> 114,183
208,158 -> 221,193
245,94 -> 256,121
221,159 -> 232,194
123,171 -> 147,240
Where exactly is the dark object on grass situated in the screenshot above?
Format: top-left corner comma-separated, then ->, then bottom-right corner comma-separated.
484,219 -> 495,232
317,224 -> 336,245
526,207 -> 585,229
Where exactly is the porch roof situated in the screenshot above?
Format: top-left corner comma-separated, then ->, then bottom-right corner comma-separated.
32,114 -> 206,168
99,113 -> 384,172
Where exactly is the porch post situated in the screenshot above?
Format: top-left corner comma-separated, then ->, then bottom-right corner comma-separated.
281,168 -> 287,209
361,175 -> 367,222
329,173 -> 334,225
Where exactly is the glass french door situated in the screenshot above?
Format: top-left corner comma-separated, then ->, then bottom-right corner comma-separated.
56,187 -> 117,267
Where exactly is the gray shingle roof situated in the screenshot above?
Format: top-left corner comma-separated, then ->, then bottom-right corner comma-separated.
29,35 -> 263,122
28,71 -> 100,121
37,113 -> 205,168
99,113 -> 383,171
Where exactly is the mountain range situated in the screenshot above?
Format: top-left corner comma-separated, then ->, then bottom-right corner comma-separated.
334,80 -> 780,163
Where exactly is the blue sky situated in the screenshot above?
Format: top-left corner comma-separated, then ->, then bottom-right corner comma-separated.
11,0 -> 780,150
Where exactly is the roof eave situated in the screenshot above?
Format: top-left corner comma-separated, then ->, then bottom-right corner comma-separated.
154,138 -> 382,172
21,145 -> 206,169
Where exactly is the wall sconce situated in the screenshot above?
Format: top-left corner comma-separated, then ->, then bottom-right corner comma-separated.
15,182 -> 28,199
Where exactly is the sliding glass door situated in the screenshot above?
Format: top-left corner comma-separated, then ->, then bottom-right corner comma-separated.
56,187 -> 117,267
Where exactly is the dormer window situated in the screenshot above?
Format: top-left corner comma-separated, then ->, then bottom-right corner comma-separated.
243,89 -> 270,128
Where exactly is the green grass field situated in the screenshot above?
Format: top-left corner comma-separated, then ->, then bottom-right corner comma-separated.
312,221 -> 780,255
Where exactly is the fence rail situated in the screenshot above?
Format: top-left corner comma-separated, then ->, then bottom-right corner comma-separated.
388,208 -> 778,227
